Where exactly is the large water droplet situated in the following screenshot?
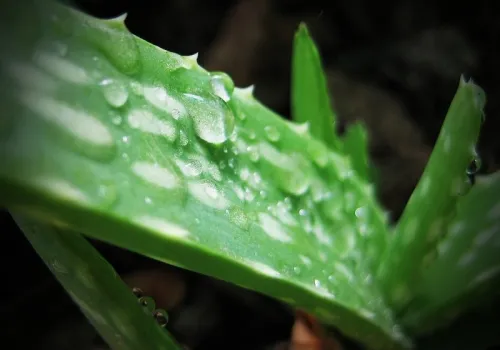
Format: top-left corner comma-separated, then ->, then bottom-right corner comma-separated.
99,78 -> 129,108
210,72 -> 234,102
183,93 -> 235,145
264,125 -> 280,142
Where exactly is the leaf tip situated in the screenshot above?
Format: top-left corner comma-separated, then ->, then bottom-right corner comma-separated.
235,84 -> 255,99
182,52 -> 200,68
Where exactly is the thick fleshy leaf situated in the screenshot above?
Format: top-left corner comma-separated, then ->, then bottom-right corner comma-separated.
0,1 -> 407,349
12,213 -> 181,350
376,76 -> 485,310
400,172 -> 500,334
291,23 -> 340,151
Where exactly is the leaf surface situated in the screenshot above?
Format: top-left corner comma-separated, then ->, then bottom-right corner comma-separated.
0,1 -> 407,349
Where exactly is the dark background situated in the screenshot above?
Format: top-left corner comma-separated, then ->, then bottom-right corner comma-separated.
1,0 -> 499,349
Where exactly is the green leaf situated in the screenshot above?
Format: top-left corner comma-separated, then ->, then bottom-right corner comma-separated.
0,1 -> 408,349
12,213 -> 181,350
291,23 -> 340,150
342,122 -> 371,183
376,76 -> 486,310
400,172 -> 500,334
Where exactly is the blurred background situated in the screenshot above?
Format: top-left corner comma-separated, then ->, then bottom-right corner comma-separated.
1,0 -> 499,349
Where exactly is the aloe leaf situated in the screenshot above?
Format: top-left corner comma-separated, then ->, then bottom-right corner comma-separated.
342,122 -> 371,183
0,1 -> 408,349
377,76 -> 486,309
399,171 -> 500,334
291,23 -> 340,151
11,213 -> 181,350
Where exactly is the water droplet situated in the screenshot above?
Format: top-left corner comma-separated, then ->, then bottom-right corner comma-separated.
355,206 -> 367,219
138,296 -> 156,314
132,287 -> 143,298
314,279 -> 322,288
100,78 -> 129,108
97,182 -> 118,208
111,115 -> 123,125
144,196 -> 153,204
228,206 -> 250,231
244,187 -> 255,202
210,72 -> 234,102
153,309 -> 169,327
466,152 -> 482,185
183,93 -> 235,144
264,125 -> 280,142
247,145 -> 260,162
293,266 -> 301,274
122,135 -> 130,144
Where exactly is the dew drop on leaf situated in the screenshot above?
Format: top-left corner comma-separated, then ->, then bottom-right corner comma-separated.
153,309 -> 169,327
138,296 -> 156,314
264,125 -> 280,142
210,72 -> 234,102
183,93 -> 235,144
99,78 -> 129,108
97,182 -> 118,208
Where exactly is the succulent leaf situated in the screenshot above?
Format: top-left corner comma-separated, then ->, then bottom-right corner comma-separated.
377,76 -> 485,310
291,23 -> 341,151
12,213 -> 181,350
0,1 -> 407,349
400,171 -> 500,334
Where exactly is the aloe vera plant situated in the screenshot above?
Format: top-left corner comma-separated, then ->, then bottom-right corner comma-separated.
0,1 -> 498,349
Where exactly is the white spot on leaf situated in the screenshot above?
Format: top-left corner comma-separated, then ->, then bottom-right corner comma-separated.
135,216 -> 190,238
258,212 -> 292,242
143,86 -> 187,118
132,161 -> 180,189
22,92 -> 113,146
35,52 -> 90,84
33,177 -> 89,204
188,181 -> 230,210
128,109 -> 176,142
